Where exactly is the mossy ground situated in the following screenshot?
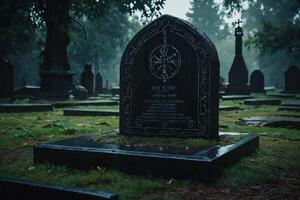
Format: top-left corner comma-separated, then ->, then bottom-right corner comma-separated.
0,93 -> 300,199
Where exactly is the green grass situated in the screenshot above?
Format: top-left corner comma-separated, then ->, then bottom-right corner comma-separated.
1,94 -> 300,199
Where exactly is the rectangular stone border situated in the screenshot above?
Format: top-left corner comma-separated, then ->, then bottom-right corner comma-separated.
34,134 -> 259,183
0,104 -> 53,113
53,101 -> 118,108
0,176 -> 118,200
63,109 -> 119,116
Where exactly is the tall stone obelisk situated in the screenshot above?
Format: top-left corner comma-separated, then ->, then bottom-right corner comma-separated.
225,20 -> 251,95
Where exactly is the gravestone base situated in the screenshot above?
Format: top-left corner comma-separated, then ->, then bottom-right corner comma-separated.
0,177 -> 118,200
225,86 -> 251,95
40,71 -> 74,100
34,133 -> 259,183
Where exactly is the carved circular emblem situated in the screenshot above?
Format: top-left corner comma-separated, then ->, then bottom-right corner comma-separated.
149,45 -> 181,82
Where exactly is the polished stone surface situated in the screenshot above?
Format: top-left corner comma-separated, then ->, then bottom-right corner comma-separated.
34,133 -> 259,183
0,177 -> 118,200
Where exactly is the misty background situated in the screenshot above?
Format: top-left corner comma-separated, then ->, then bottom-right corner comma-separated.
2,0 -> 299,89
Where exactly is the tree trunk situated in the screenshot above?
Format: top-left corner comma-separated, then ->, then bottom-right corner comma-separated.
41,0 -> 71,72
39,0 -> 73,99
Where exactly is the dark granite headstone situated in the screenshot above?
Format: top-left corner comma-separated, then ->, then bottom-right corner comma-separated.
95,72 -> 103,95
250,70 -> 265,93
81,63 -> 94,96
225,21 -> 250,95
120,15 -> 220,139
0,59 -> 14,98
284,65 -> 300,93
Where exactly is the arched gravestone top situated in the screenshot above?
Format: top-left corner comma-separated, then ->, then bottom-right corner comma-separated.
120,15 -> 220,139
250,70 -> 265,93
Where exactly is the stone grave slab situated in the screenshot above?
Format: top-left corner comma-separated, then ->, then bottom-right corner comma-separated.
34,133 -> 258,183
240,116 -> 300,129
278,103 -> 300,112
268,93 -> 296,98
273,113 -> 300,118
64,109 -> 119,116
52,100 -> 118,108
219,106 -> 241,111
0,104 -> 53,113
221,95 -> 252,101
244,98 -> 281,106
14,86 -> 40,98
0,177 -> 118,200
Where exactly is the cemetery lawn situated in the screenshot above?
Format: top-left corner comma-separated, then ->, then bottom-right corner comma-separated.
0,100 -> 300,199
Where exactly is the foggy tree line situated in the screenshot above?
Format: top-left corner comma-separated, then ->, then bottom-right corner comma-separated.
187,0 -> 299,87
1,0 -> 299,88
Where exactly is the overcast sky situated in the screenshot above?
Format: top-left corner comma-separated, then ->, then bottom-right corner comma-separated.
161,0 -> 191,19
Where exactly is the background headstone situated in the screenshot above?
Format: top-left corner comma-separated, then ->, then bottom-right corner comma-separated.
120,15 -> 220,139
225,22 -> 251,95
95,72 -> 103,95
80,63 -> 94,96
250,70 -> 265,93
220,76 -> 225,92
284,65 -> 300,93
0,59 -> 14,99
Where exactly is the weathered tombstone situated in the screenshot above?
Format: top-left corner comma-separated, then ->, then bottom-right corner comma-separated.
34,15 -> 259,183
111,86 -> 120,96
220,76 -> 225,92
225,20 -> 250,95
250,70 -> 265,93
95,72 -> 103,95
0,59 -> 14,98
120,15 -> 220,139
80,63 -> 94,96
73,85 -> 88,100
284,65 -> 300,93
